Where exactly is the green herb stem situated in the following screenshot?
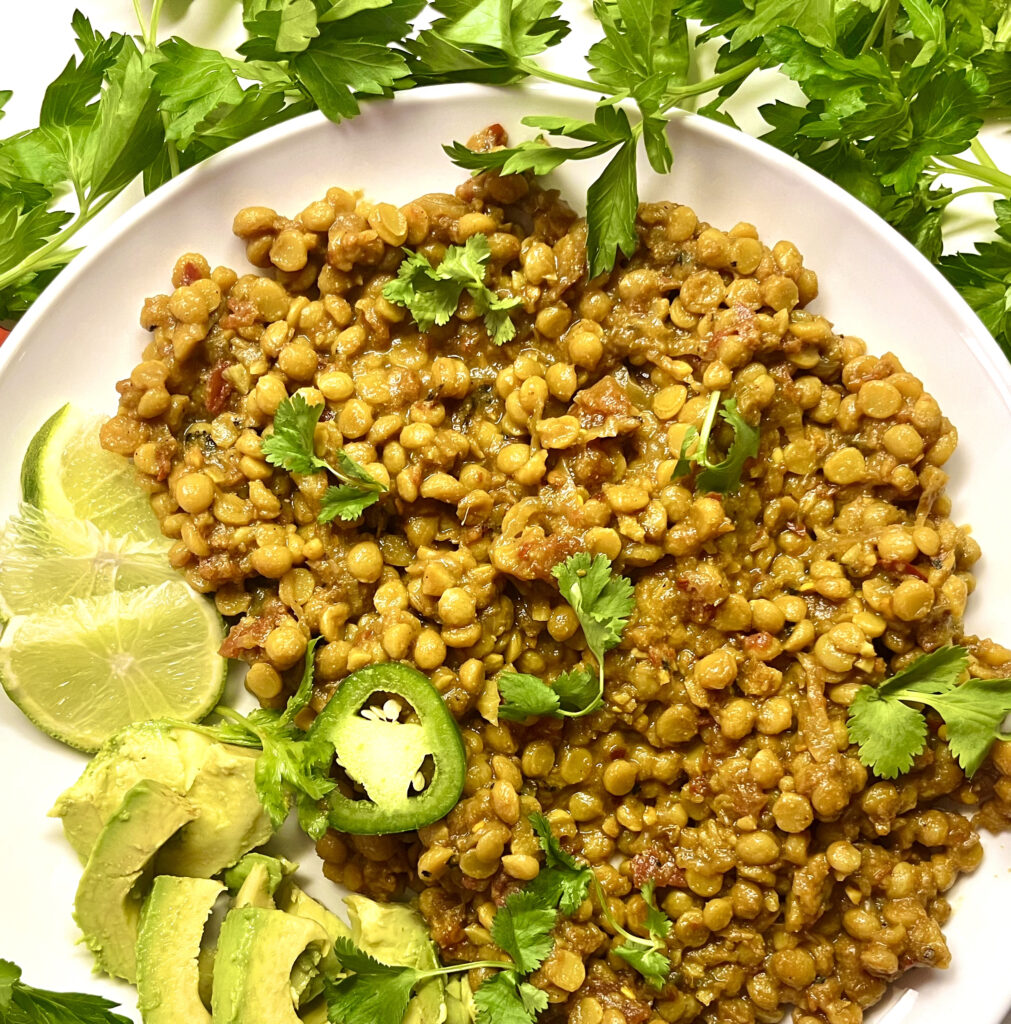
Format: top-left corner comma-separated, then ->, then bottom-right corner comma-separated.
932,155 -> 1011,196
662,57 -> 762,108
0,191 -> 114,293
859,0 -> 891,54
514,59 -> 604,96
971,138 -> 998,171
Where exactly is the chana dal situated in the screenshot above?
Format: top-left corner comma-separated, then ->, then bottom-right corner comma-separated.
100,130 -> 1011,1024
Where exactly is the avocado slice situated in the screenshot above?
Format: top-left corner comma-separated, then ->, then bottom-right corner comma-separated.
225,853 -> 298,904
50,721 -> 273,876
74,779 -> 198,982
137,875 -> 224,1024
211,907 -> 331,1024
345,895 -> 445,1024
277,883 -> 351,1004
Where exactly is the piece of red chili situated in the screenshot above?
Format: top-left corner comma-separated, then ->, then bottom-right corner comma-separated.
308,662 -> 466,835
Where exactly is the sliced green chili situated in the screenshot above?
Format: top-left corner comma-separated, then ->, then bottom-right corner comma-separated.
309,662 -> 466,835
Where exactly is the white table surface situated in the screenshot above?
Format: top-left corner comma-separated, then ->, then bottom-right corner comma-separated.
1,2 -> 1010,1022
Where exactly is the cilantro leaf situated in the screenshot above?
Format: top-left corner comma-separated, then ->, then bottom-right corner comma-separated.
383,234 -> 521,343
292,33 -> 412,123
553,666 -> 602,714
527,812 -> 593,914
552,553 -> 635,666
927,677 -> 1011,777
318,482 -> 384,522
326,939 -> 421,1024
280,636 -> 321,726
498,672 -> 561,721
674,393 -> 759,493
848,646 -> 1011,779
474,972 -> 547,1024
641,880 -> 672,940
612,942 -> 671,989
490,890 -> 556,973
262,393 -> 328,474
0,960 -> 132,1024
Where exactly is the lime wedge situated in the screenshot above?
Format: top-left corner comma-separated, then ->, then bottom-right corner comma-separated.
21,404 -> 165,543
0,582 -> 227,752
0,504 -> 176,620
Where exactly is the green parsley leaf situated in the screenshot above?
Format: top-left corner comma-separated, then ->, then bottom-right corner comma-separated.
242,0 -> 320,55
848,645 -> 1011,779
154,39 -> 247,147
0,92 -> 10,122
490,890 -> 556,973
612,942 -> 671,989
474,972 -> 547,1024
292,32 -> 412,123
383,234 -> 521,343
0,959 -> 132,1024
262,393 -> 328,475
731,0 -> 836,50
674,393 -> 759,493
585,129 -> 639,278
939,198 -> 1011,359
80,43 -> 164,199
326,939 -> 421,1024
527,812 -> 593,914
552,552 -> 635,668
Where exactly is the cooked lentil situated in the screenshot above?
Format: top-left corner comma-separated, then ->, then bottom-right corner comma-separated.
101,125 -> 1011,1024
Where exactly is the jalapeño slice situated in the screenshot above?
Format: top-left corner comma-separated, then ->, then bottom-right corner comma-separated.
309,662 -> 466,835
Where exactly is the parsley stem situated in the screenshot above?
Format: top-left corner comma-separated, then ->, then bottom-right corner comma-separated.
971,138 -> 998,172
661,58 -> 761,109
514,59 -> 603,96
417,960 -> 510,978
588,871 -> 657,949
696,389 -> 722,461
932,155 -> 1011,196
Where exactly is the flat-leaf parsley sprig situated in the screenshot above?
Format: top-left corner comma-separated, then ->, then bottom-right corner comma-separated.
0,958 -> 132,1024
497,553 -> 634,721
847,645 -> 1011,779
382,234 -> 522,345
673,390 -> 759,494
261,392 -> 387,522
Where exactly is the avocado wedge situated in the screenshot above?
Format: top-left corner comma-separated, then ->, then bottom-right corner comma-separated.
137,875 -> 224,1024
211,906 -> 331,1024
73,779 -> 198,982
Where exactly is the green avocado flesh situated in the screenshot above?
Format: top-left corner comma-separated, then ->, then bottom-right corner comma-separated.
211,907 -> 331,1024
50,720 -> 273,877
136,875 -> 223,1024
73,779 -> 198,983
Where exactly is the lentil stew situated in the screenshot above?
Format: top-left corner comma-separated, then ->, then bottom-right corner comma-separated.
100,129 -> 1011,1024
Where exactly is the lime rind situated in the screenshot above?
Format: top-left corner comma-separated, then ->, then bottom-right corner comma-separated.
0,582 -> 227,752
0,503 -> 178,619
20,404 -> 166,544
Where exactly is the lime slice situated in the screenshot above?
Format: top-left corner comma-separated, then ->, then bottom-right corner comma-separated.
0,504 -> 177,620
0,582 -> 227,752
21,404 -> 166,543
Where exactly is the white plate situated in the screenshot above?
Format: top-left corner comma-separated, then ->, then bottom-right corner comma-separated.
1,84 -> 1009,1023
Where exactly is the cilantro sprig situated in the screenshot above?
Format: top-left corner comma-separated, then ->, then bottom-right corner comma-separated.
498,554 -> 633,721
186,637 -> 336,837
0,958 -> 131,1024
495,813 -> 674,990
261,393 -> 387,522
382,234 -> 522,345
673,391 -> 759,494
847,645 -> 1011,779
